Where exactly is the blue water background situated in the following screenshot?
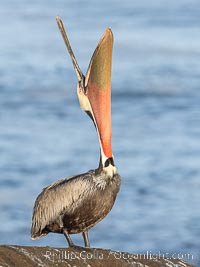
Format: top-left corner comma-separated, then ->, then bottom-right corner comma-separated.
0,0 -> 200,265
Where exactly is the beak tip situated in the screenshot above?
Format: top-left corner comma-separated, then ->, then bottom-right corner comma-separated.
105,28 -> 113,39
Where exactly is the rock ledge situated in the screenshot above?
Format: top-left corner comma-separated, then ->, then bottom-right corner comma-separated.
0,245 -> 195,267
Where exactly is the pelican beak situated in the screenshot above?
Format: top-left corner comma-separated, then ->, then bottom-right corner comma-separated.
56,16 -> 113,160
56,16 -> 85,87
84,28 -> 113,160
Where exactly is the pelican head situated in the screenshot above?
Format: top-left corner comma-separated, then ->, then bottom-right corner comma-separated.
56,17 -> 115,171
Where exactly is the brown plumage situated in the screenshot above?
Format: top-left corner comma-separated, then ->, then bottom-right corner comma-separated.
31,17 -> 121,247
32,167 -> 120,246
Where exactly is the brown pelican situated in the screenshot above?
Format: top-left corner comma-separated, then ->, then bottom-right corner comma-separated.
31,16 -> 121,247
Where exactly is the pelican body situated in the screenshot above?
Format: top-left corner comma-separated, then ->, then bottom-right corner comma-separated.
31,17 -> 121,247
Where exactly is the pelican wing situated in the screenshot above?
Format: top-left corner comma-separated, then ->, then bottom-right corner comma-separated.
31,172 -> 94,238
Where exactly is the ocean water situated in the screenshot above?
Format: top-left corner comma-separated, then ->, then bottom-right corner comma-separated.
0,0 -> 200,265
